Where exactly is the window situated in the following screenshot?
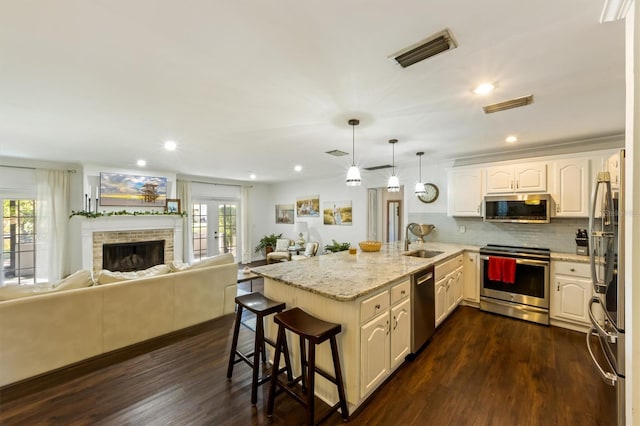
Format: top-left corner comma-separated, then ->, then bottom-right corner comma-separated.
192,203 -> 208,260
2,200 -> 37,285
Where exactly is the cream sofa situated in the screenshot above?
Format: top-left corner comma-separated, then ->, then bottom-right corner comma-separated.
0,256 -> 238,387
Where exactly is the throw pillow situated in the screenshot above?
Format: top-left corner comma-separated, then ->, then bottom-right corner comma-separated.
168,260 -> 190,272
96,264 -> 170,285
53,269 -> 94,291
184,253 -> 234,271
275,239 -> 290,252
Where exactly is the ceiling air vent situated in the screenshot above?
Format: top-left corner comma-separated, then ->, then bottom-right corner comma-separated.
364,164 -> 392,171
391,29 -> 458,68
326,149 -> 349,157
483,95 -> 534,114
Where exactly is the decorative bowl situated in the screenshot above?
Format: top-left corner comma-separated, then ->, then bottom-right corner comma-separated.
359,241 -> 382,252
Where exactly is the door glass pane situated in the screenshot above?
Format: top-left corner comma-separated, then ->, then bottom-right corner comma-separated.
192,203 -> 208,261
218,204 -> 237,256
2,199 -> 37,285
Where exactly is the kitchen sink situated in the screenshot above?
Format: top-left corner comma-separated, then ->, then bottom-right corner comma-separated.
404,249 -> 444,258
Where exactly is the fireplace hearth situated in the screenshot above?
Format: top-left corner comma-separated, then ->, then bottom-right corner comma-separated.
103,240 -> 165,272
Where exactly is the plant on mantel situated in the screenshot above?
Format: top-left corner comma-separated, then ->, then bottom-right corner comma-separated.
69,210 -> 187,219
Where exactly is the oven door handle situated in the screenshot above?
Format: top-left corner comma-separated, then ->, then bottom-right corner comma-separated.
479,255 -> 549,267
588,297 -> 618,343
586,327 -> 617,386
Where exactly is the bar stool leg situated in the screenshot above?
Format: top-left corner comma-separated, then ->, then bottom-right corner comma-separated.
226,304 -> 243,379
330,336 -> 349,420
251,313 -> 264,405
266,325 -> 285,417
306,342 -> 316,426
299,337 -> 307,392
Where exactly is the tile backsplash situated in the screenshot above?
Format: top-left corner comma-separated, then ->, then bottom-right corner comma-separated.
407,213 -> 587,253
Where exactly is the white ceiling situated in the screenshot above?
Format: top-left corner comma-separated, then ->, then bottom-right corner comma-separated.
0,0 -> 625,183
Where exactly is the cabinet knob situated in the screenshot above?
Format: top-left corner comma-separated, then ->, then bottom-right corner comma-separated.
516,180 -> 519,189
401,290 -> 406,296
570,268 -> 575,272
557,285 -> 560,291
375,304 -> 381,310
386,320 -> 390,335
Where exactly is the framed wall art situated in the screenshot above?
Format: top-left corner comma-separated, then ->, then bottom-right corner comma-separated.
166,199 -> 181,213
296,195 -> 319,217
323,200 -> 352,225
275,203 -> 294,224
100,172 -> 167,207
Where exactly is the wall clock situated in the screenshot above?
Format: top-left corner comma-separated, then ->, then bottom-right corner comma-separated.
417,183 -> 439,204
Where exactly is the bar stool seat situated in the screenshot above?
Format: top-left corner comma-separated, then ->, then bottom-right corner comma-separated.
226,292 -> 292,405
267,307 -> 349,425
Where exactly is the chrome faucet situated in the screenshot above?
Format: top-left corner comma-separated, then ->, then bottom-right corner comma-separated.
404,223 -> 436,251
404,223 -> 418,251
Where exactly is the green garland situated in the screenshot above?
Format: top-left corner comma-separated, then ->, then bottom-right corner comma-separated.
69,210 -> 187,219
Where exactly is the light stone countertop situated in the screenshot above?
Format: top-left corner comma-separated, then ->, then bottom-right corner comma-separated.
551,252 -> 591,263
252,242 -> 469,301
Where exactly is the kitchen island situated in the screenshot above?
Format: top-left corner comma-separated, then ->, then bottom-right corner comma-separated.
251,242 -> 466,414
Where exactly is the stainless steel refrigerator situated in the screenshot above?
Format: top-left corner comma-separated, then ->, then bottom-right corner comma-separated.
586,149 -> 625,425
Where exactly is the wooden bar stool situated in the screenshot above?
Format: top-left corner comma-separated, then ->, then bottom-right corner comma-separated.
226,292 -> 292,405
266,307 -> 349,425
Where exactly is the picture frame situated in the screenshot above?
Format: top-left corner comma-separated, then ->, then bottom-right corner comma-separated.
166,199 -> 181,213
296,195 -> 320,217
275,203 -> 294,224
323,200 -> 352,225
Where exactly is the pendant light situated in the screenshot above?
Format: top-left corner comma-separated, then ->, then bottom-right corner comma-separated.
414,151 -> 426,196
346,118 -> 361,186
387,139 -> 400,192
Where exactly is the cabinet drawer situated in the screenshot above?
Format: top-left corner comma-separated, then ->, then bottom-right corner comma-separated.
435,254 -> 463,281
361,291 -> 389,323
390,280 -> 410,305
554,261 -> 590,278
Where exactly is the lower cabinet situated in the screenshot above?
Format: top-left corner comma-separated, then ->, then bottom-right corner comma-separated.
360,280 -> 411,398
435,255 -> 464,328
463,251 -> 480,303
550,260 -> 598,329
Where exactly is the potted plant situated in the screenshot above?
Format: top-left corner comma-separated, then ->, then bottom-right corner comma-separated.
254,233 -> 283,255
324,240 -> 351,253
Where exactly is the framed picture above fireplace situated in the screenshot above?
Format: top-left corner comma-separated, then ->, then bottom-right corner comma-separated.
100,172 -> 167,207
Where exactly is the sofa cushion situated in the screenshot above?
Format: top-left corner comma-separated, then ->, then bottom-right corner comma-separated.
183,253 -> 234,271
275,239 -> 290,252
97,264 -> 170,285
53,269 -> 94,291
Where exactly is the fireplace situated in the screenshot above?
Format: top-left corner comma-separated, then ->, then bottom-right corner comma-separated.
103,240 -> 165,272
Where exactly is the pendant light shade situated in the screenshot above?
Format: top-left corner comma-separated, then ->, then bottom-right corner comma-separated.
346,119 -> 361,186
414,152 -> 426,196
387,139 -> 400,192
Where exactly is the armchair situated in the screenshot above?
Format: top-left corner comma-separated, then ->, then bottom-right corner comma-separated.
266,238 -> 292,264
291,241 -> 319,261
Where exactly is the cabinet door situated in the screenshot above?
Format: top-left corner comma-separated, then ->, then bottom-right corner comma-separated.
485,166 -> 514,194
551,276 -> 592,325
360,313 -> 390,397
452,268 -> 464,307
390,299 -> 411,370
435,278 -> 448,327
448,168 -> 483,216
514,162 -> 547,192
553,159 -> 589,217
463,252 -> 480,303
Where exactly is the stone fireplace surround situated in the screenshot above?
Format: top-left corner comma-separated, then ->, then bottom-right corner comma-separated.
70,216 -> 183,274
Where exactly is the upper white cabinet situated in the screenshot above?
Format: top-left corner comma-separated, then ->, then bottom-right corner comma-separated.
485,162 -> 547,194
447,168 -> 483,217
551,158 -> 590,217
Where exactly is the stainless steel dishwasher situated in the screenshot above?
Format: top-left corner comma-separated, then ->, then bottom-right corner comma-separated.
411,264 -> 435,353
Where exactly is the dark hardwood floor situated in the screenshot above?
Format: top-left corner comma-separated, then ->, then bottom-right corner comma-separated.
0,276 -> 615,425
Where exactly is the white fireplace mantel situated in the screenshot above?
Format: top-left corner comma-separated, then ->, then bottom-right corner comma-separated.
69,215 -> 184,272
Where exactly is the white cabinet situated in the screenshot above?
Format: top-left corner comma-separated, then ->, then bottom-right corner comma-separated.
486,162 -> 547,194
390,298 -> 410,369
552,158 -> 590,217
434,255 -> 464,327
360,311 -> 389,397
447,168 -> 483,217
550,261 -> 601,329
463,251 -> 480,303
359,279 -> 410,398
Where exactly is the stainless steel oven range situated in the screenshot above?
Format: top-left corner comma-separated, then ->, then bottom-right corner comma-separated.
479,244 -> 550,325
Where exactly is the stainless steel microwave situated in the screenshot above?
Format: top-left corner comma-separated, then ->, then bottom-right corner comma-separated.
484,194 -> 551,223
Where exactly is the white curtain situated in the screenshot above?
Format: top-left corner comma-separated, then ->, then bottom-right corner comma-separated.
35,169 -> 70,285
177,179 -> 193,264
240,185 -> 251,264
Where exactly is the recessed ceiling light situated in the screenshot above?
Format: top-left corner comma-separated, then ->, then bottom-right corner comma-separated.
294,165 -> 302,172
249,173 -> 256,180
164,140 -> 177,151
137,159 -> 147,167
505,135 -> 518,143
473,83 -> 494,95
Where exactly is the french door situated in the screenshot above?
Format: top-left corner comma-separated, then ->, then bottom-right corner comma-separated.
192,200 -> 238,261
